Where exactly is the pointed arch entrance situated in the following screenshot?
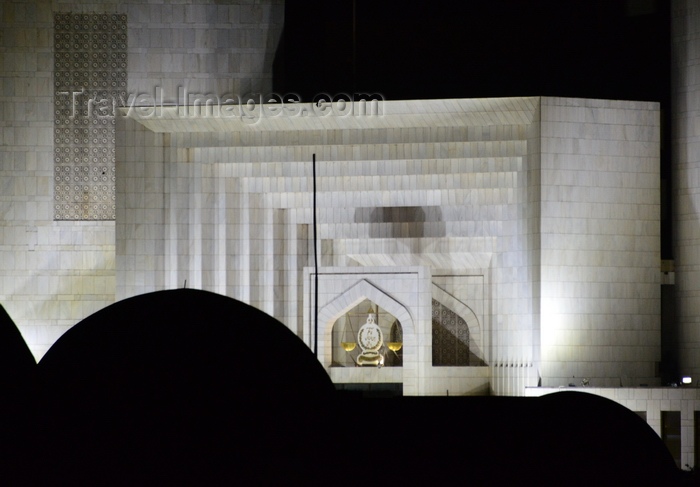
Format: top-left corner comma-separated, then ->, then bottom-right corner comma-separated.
317,279 -> 416,380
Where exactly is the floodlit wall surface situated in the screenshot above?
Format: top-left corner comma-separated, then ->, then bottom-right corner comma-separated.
540,97 -> 661,387
117,97 -> 542,395
0,1 -> 115,360
0,0 -> 283,360
116,96 -> 660,395
0,0 -> 661,395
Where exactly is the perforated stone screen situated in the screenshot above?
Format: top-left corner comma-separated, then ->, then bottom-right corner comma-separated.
432,298 -> 470,366
53,13 -> 126,220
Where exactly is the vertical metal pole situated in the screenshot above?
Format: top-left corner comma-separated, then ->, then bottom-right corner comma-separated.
313,153 -> 318,358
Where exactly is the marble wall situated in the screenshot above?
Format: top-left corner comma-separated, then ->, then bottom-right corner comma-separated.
116,96 -> 660,395
0,0 -> 663,397
540,97 -> 661,387
0,1 -> 115,359
0,0 -> 283,360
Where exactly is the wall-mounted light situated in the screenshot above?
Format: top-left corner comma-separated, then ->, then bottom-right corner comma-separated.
682,376 -> 693,385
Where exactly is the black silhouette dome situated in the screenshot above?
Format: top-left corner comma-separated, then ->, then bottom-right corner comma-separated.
38,288 -> 332,396
0,289 -> 685,486
35,289 -> 334,485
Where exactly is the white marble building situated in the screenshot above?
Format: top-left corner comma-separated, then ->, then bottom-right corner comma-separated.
116,95 -> 660,397
2,0 -> 700,469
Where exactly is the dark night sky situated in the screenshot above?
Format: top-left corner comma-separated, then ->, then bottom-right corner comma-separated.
275,0 -> 672,257
277,0 -> 669,104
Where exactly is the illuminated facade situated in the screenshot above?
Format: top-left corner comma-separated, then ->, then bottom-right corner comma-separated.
116,95 -> 660,397
1,0 -> 700,469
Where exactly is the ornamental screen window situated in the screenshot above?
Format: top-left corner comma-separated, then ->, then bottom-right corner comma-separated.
432,299 -> 472,366
53,13 -> 126,221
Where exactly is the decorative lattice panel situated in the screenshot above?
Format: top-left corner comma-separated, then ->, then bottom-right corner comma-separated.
432,298 -> 470,366
53,13 -> 127,220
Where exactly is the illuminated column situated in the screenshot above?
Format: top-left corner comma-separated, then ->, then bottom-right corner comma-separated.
188,154 -> 202,289
248,193 -> 274,315
234,182 -> 251,304
272,208 -> 287,322
214,168 -> 227,295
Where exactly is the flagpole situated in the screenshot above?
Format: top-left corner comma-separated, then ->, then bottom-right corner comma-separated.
313,153 -> 318,358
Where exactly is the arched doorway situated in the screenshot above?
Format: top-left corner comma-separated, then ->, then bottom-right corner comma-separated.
316,278 -> 417,394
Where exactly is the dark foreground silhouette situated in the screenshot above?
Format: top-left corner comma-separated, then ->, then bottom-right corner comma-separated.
0,289 -> 691,485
